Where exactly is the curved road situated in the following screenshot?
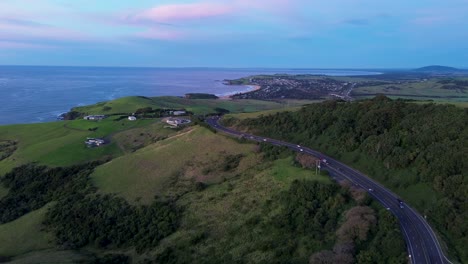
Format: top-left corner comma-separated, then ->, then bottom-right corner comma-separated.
206,116 -> 452,264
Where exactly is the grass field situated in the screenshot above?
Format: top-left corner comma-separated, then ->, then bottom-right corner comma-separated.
224,106 -> 304,120
413,100 -> 468,108
0,118 -> 161,175
353,80 -> 468,102
270,157 -> 330,184
91,126 -> 257,204
111,121 -> 181,153
0,204 -> 53,257
9,250 -> 85,264
72,96 -> 317,116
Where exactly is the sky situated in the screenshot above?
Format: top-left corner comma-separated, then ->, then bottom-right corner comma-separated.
0,0 -> 467,68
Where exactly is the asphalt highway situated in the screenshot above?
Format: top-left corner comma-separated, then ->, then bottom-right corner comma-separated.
206,116 -> 452,264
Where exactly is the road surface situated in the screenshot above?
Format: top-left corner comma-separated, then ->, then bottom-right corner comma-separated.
206,116 -> 452,264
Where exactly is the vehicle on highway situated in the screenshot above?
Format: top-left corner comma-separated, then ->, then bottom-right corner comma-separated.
263,139 -> 267,142
368,188 -> 374,192
322,159 -> 328,164
397,199 -> 404,208
297,145 -> 301,147
300,148 -> 303,152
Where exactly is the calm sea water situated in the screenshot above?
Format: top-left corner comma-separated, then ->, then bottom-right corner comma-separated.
0,66 -> 378,125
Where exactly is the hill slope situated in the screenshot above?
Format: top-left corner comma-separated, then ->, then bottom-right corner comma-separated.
91,126 -> 257,204
413,65 -> 460,73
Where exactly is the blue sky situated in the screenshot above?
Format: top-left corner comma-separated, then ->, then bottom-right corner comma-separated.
1,0 -> 467,68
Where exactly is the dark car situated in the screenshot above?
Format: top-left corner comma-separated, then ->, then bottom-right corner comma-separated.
397,199 -> 404,209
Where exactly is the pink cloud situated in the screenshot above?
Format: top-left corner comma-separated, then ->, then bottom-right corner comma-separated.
131,0 -> 299,24
135,2 -> 233,23
118,0 -> 304,41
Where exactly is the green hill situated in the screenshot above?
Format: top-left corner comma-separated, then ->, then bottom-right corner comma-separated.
72,96 -> 315,116
91,127 -> 258,204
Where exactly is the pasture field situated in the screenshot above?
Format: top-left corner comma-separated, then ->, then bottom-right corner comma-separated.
72,96 -> 316,115
9,250 -> 85,264
352,79 -> 468,102
0,118 -> 157,174
0,204 -> 53,257
224,106 -> 304,120
91,126 -> 257,204
270,157 -> 330,184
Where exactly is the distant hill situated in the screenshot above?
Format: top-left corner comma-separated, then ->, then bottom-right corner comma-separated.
413,65 -> 460,73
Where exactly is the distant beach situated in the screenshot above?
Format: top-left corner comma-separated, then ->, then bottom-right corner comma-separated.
219,85 -> 261,100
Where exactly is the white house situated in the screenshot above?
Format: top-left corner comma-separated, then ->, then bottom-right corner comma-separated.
166,118 -> 191,127
84,115 -> 106,120
173,110 -> 186,116
128,116 -> 137,121
85,138 -> 105,147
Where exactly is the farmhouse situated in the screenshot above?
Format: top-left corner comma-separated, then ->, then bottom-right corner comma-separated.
85,138 -> 105,147
165,118 -> 191,127
172,110 -> 186,116
83,115 -> 106,120
128,116 -> 137,121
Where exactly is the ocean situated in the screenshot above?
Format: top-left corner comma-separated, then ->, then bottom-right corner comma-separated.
0,66 -> 378,125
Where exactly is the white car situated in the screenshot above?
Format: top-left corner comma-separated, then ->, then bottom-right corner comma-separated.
297,145 -> 301,147
368,188 -> 374,192
263,139 -> 267,142
300,149 -> 304,152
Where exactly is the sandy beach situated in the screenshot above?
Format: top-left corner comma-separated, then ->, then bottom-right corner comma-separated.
219,85 -> 261,100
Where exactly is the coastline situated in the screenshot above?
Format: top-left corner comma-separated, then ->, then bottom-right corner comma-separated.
219,85 -> 261,100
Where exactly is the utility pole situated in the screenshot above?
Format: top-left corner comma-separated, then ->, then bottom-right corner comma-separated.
315,160 -> 321,175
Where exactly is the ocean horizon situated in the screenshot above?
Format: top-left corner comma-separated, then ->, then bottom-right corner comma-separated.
0,66 -> 380,125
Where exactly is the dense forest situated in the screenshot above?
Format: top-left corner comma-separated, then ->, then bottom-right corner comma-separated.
233,96 -> 468,262
0,161 -> 103,223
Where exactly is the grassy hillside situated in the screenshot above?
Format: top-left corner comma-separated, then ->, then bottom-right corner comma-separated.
72,96 -> 316,115
0,119 -> 153,175
8,250 -> 85,264
0,203 -> 53,257
224,106 -> 305,120
91,126 -> 258,204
